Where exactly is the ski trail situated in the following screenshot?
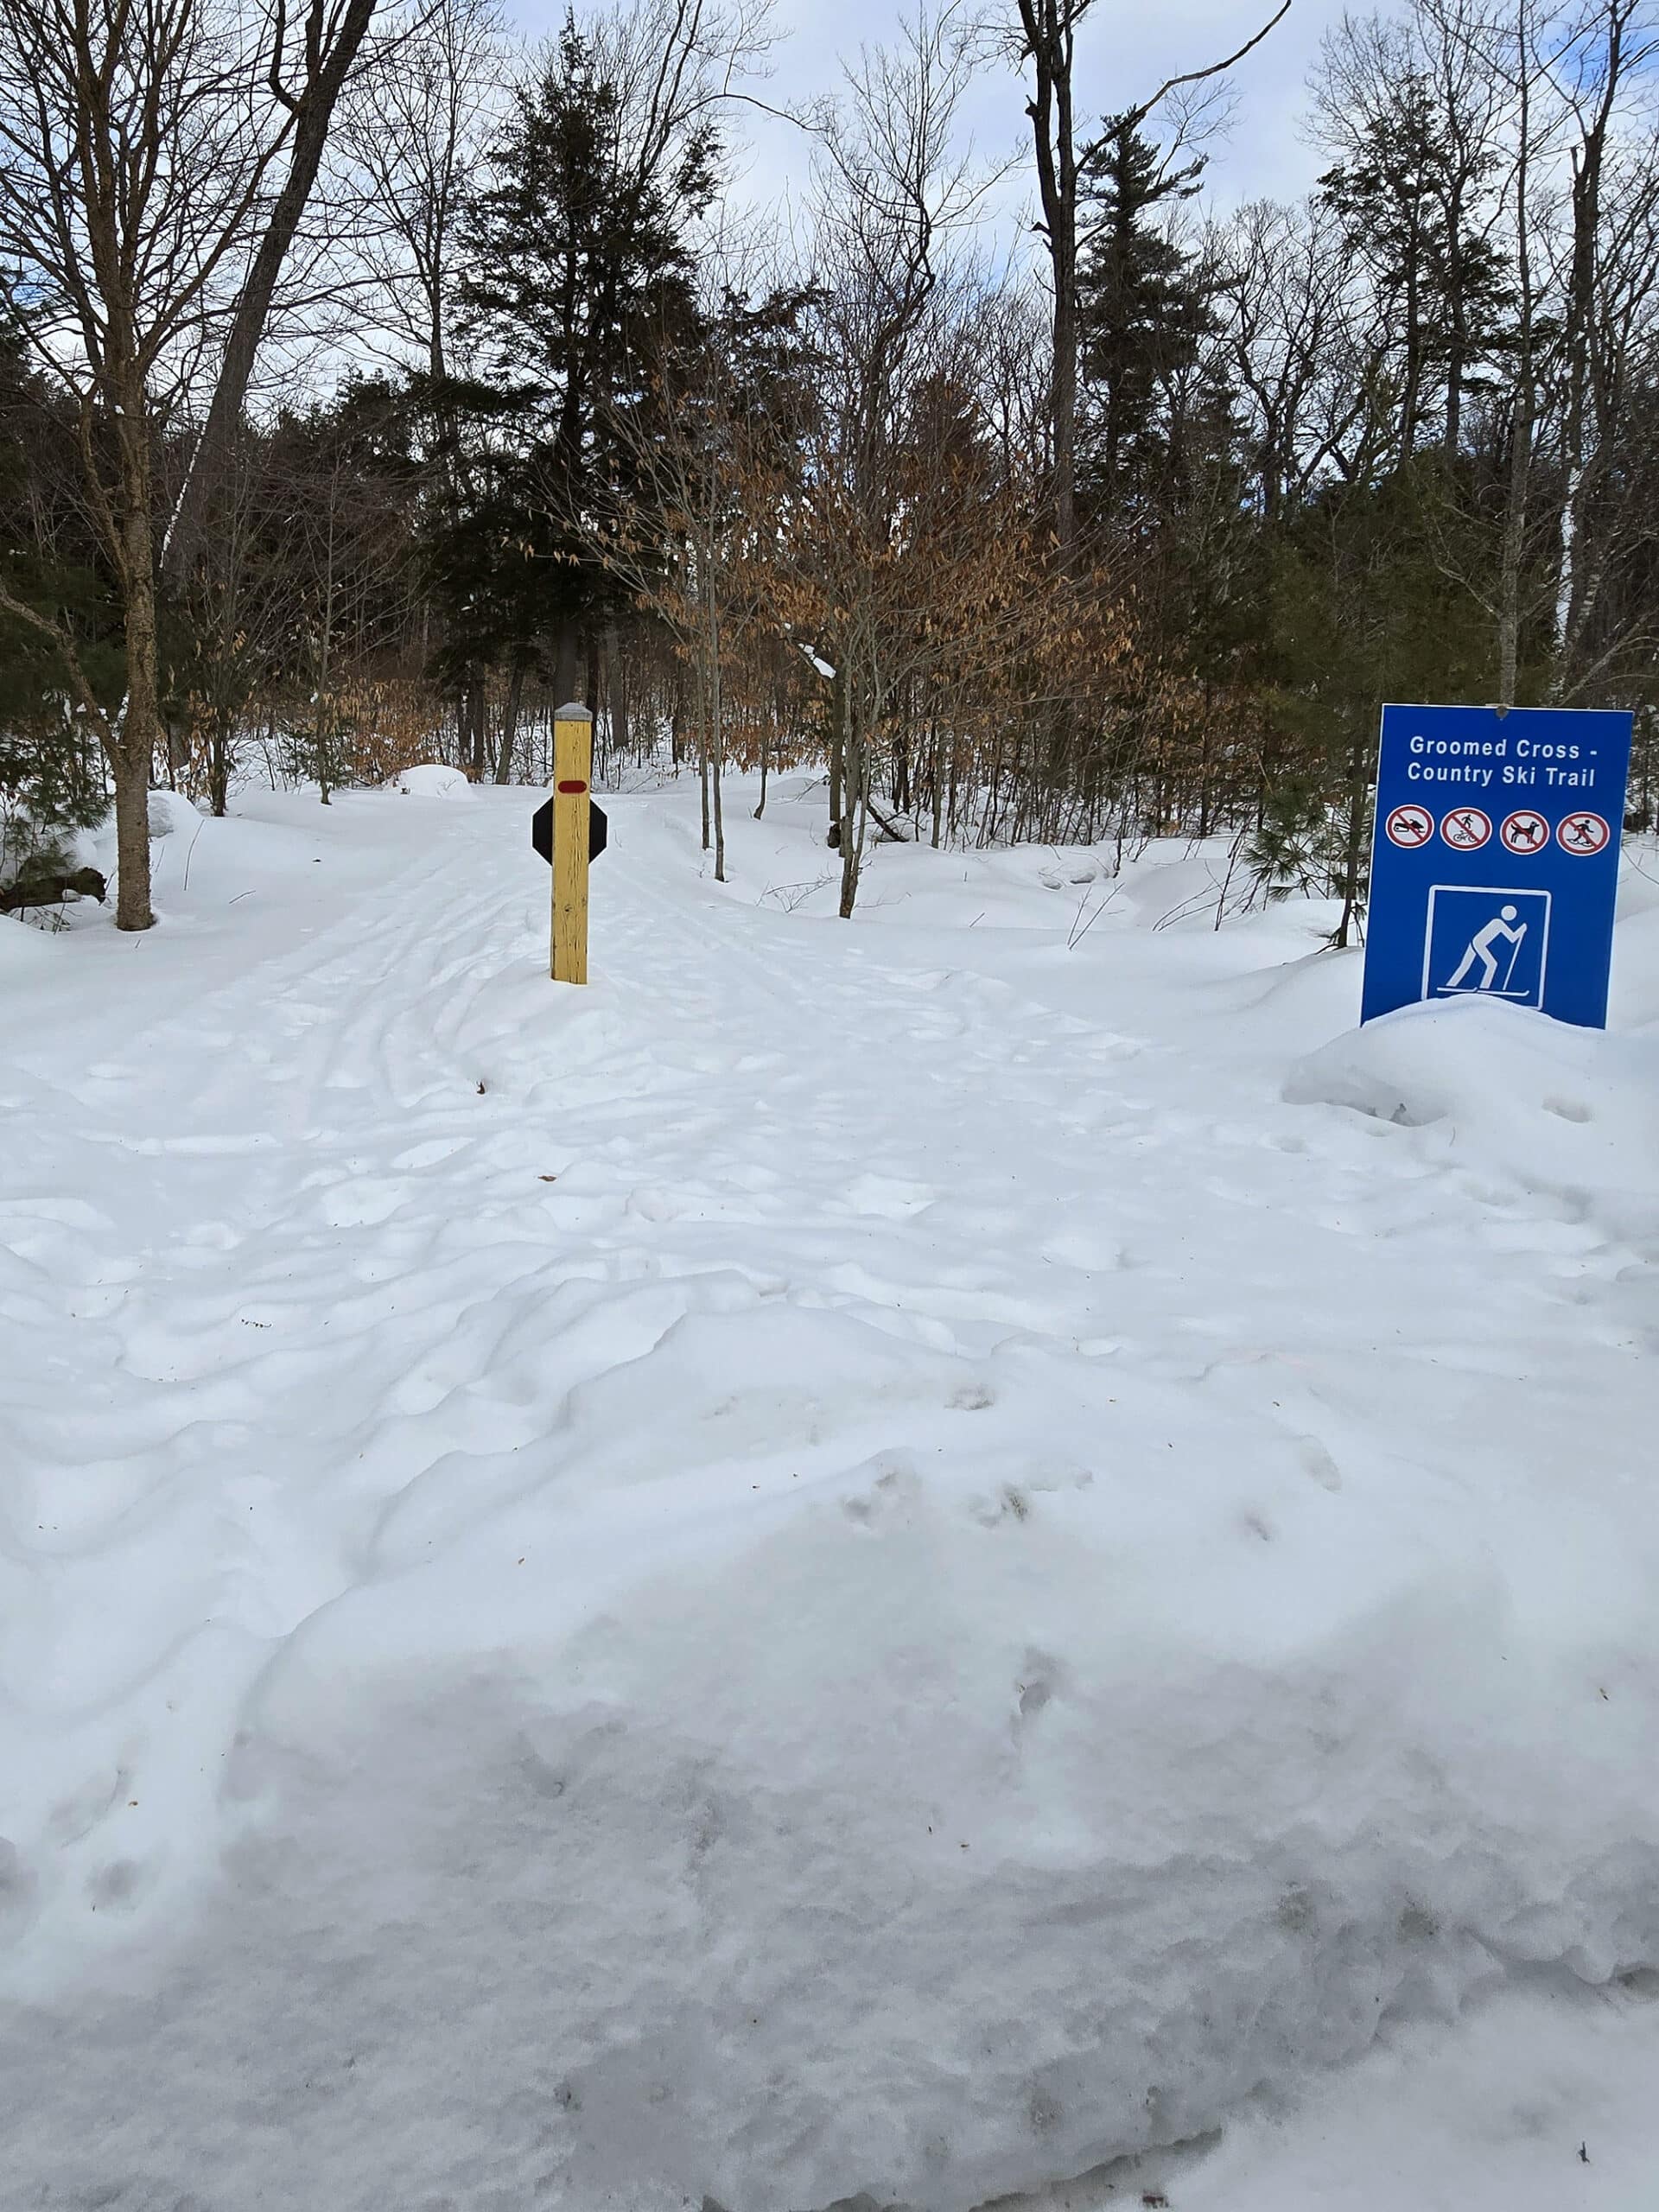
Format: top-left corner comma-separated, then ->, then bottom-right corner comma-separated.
4,787 -> 1656,2212
9,794 -> 1177,1978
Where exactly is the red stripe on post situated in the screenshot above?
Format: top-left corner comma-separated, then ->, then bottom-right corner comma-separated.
556,779 -> 588,794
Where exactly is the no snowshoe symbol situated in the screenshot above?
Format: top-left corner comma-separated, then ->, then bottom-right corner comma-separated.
1385,804 -> 1433,849
1440,805 -> 1491,851
1500,810 -> 1548,855
1557,810 -> 1611,855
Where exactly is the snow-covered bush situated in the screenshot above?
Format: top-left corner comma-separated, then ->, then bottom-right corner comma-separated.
146,788 -> 201,838
0,719 -> 106,901
385,762 -> 473,799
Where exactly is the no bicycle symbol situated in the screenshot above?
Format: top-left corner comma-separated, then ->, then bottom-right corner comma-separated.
1500,810 -> 1548,855
1385,803 -> 1433,849
1440,805 -> 1491,851
1558,810 -> 1611,855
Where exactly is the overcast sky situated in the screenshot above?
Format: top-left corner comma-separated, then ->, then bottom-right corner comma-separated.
512,0 -> 1357,258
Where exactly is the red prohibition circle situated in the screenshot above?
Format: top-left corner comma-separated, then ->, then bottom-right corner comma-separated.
1499,810 -> 1549,855
1556,810 -> 1611,855
1440,804 -> 1491,850
1385,804 -> 1433,849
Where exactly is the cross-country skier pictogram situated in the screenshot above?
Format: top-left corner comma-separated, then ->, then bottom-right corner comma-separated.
1444,904 -> 1527,992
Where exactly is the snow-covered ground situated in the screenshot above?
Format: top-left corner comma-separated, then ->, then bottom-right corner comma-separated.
3,772 -> 1658,2211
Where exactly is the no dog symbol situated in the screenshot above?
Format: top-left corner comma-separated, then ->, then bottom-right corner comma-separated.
1500,810 -> 1548,855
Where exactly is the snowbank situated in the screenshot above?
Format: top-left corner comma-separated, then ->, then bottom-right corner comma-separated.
385,761 -> 473,799
204,1303 -> 1658,2211
0,909 -> 62,971
1287,995 -> 1659,1241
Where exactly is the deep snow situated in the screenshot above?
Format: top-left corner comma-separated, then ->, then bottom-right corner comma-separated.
2,772 -> 1657,2210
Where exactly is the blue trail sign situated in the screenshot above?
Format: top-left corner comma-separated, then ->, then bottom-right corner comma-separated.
1362,702 -> 1631,1028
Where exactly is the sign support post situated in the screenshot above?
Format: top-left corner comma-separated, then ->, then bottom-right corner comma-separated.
531,711 -> 607,980
550,702 -> 593,985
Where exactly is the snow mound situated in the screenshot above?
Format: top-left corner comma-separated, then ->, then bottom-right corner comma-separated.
24,1293 -> 1650,2212
0,911 -> 62,969
385,762 -> 473,799
1286,996 -> 1659,1240
146,788 -> 200,838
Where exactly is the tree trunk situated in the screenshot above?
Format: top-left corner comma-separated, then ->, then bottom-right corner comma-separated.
1017,1 -> 1080,561
164,0 -> 381,578
828,664 -> 846,847
1497,6 -> 1537,709
695,645 -> 711,851
1554,17 -> 1624,671
111,413 -> 159,930
494,663 -> 524,784
110,747 -> 154,931
604,624 -> 630,760
705,569 -> 726,882
710,681 -> 727,883
552,620 -> 580,712
837,678 -> 861,918
1497,372 -> 1532,706
1332,717 -> 1370,950
209,715 -> 232,817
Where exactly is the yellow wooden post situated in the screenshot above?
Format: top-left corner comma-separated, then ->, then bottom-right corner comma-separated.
550,701 -> 593,984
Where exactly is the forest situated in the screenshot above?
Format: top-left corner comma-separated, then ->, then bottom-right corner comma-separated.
3,0 -> 1658,932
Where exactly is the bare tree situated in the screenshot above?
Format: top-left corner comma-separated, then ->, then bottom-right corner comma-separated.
164,0 -> 385,579
0,0 -> 385,925
0,0 -> 290,923
1001,0 -> 1288,562
342,0 -> 509,385
1548,0 -> 1659,666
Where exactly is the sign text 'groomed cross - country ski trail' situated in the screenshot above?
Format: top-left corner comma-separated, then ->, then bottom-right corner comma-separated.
1362,702 -> 1632,1028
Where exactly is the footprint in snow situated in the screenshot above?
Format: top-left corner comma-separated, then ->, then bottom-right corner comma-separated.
317,1179 -> 409,1229
842,1173 -> 935,1219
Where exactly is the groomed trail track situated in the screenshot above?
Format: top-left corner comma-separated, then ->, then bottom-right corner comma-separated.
3,779 -> 1657,2212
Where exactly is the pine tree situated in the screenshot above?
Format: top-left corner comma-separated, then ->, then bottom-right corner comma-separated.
1076,117 -> 1211,507
446,14 -> 716,707
0,333 -> 116,890
1317,72 -> 1512,465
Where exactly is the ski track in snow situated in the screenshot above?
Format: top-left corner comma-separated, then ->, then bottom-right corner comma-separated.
3,782 -> 1658,2210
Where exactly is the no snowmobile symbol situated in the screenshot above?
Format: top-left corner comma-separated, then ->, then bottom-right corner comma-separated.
1385,804 -> 1433,849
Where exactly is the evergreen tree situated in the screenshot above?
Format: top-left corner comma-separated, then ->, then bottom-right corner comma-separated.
445,14 -> 717,706
1317,71 -> 1512,465
1076,117 -> 1211,506
0,332 -> 117,884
